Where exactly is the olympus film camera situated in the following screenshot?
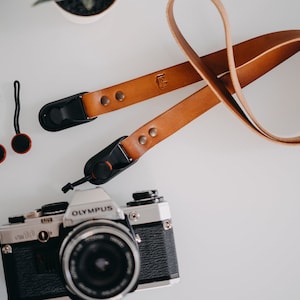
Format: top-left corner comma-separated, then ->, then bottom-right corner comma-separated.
0,188 -> 179,300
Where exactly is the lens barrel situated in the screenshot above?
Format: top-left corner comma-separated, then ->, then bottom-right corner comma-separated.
60,220 -> 140,300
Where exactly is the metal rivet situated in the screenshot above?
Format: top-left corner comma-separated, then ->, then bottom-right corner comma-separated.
2,245 -> 12,254
149,127 -> 158,137
129,211 -> 140,221
138,135 -> 147,145
163,220 -> 172,230
115,91 -> 125,102
100,96 -> 110,106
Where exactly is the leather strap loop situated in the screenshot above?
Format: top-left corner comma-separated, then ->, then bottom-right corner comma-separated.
212,0 -> 300,144
167,0 -> 300,144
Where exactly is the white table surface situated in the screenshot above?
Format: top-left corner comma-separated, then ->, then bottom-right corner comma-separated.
0,0 -> 300,299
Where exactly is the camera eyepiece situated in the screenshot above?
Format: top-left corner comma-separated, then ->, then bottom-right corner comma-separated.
127,189 -> 163,207
132,190 -> 158,201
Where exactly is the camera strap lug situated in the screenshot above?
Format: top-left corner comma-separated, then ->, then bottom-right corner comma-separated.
39,92 -> 96,131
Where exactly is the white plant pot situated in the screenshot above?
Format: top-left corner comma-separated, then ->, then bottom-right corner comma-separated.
54,0 -> 118,24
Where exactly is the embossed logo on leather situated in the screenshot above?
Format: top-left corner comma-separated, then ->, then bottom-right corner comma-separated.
156,74 -> 168,89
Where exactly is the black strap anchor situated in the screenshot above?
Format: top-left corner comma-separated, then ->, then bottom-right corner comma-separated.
61,136 -> 135,193
39,92 -> 95,132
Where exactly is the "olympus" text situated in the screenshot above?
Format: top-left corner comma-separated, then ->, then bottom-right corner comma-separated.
71,206 -> 113,216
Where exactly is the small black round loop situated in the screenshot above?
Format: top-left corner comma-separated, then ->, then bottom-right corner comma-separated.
0,145 -> 6,163
11,133 -> 32,154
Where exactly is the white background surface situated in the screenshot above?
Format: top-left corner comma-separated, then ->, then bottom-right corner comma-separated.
0,0 -> 300,299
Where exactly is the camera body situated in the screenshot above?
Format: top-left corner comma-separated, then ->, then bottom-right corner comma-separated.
0,188 -> 179,300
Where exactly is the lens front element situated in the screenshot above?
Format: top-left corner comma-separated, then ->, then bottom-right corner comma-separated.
60,221 -> 140,300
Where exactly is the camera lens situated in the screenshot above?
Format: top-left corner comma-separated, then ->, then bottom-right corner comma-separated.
72,234 -> 134,295
60,220 -> 140,300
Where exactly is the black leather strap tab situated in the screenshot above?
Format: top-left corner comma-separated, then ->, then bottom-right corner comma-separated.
84,136 -> 135,185
61,136 -> 136,193
39,92 -> 95,131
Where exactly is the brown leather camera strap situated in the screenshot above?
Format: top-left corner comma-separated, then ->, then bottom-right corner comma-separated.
82,62 -> 201,117
119,0 -> 300,160
81,29 -> 300,159
81,30 -> 299,121
61,0 -> 300,192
